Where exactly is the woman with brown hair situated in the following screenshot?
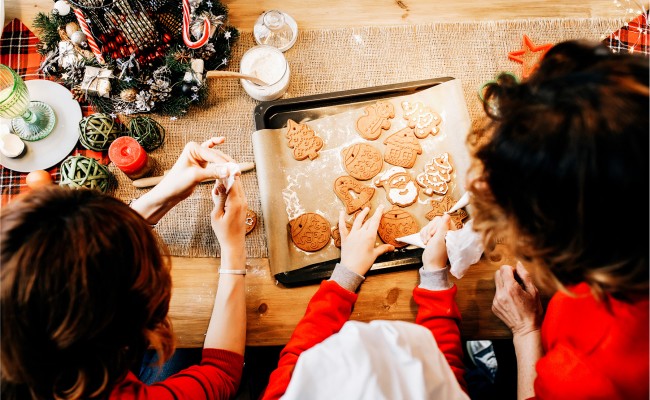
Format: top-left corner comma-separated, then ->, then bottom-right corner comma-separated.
471,41 -> 648,399
1,137 -> 248,399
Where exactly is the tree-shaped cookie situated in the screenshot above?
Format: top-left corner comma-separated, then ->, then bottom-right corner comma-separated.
425,196 -> 468,229
355,100 -> 395,140
285,119 -> 324,161
383,127 -> 422,168
401,101 -> 442,139
416,152 -> 453,196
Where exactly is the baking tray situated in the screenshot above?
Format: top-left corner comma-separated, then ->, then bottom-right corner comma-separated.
254,78 -> 455,287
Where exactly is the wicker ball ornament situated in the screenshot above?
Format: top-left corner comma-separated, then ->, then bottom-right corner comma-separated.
128,116 -> 165,151
79,113 -> 123,151
59,155 -> 112,193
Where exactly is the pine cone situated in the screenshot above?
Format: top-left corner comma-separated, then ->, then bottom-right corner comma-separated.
71,86 -> 87,103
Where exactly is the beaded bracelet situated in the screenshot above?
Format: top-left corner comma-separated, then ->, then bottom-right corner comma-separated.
219,269 -> 247,275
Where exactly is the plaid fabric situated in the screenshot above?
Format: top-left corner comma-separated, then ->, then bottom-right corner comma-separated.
0,19 -> 106,206
603,11 -> 649,55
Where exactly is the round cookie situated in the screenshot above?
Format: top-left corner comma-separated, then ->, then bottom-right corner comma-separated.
245,209 -> 257,235
288,213 -> 331,252
341,143 -> 383,181
377,206 -> 419,248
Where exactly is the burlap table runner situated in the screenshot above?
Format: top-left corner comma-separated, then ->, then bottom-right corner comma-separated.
111,17 -> 621,259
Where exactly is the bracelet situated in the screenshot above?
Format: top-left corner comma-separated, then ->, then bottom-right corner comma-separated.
219,269 -> 247,275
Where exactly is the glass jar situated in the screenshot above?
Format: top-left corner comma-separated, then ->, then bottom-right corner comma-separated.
239,45 -> 290,101
253,10 -> 298,52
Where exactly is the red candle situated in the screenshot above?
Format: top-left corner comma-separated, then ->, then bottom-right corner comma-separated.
108,136 -> 151,179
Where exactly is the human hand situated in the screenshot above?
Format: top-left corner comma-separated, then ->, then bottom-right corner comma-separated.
492,262 -> 543,338
211,177 -> 247,264
339,205 -> 394,276
421,214 -> 451,270
156,137 -> 236,203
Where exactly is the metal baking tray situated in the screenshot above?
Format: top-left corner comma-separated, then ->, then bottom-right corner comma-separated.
254,77 -> 453,287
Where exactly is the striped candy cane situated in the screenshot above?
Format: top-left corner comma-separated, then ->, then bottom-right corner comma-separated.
182,0 -> 210,49
73,8 -> 105,64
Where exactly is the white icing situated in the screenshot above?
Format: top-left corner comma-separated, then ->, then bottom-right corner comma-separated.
240,45 -> 290,101
388,181 -> 418,206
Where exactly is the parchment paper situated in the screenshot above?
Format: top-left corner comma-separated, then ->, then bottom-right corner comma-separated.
253,78 -> 471,275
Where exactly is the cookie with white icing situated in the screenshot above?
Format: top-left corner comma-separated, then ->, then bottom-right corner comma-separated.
374,166 -> 420,207
416,152 -> 453,196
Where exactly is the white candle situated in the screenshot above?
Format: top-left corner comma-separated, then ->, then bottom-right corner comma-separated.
239,45 -> 290,101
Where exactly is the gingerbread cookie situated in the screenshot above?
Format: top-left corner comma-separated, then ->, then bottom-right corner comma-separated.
245,209 -> 257,235
334,176 -> 375,215
331,222 -> 352,248
288,213 -> 331,252
401,101 -> 442,139
285,119 -> 324,161
425,196 -> 469,229
383,127 -> 422,169
374,166 -> 420,207
416,152 -> 453,196
355,100 -> 395,140
341,143 -> 383,181
378,206 -> 419,248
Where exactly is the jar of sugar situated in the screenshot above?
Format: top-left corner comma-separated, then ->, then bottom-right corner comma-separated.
239,45 -> 290,101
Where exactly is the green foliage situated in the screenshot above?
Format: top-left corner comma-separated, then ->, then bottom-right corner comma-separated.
31,0 -> 239,118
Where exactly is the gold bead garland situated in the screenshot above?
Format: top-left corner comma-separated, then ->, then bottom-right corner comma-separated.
59,155 -> 111,193
78,113 -> 124,151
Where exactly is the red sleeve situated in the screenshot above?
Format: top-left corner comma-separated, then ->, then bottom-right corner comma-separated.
110,349 -> 244,400
413,285 -> 467,392
261,280 -> 358,400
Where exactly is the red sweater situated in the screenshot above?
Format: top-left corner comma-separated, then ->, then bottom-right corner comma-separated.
534,283 -> 649,399
109,349 -> 244,399
262,280 -> 466,399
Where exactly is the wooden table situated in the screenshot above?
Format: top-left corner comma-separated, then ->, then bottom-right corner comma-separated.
5,0 -> 618,347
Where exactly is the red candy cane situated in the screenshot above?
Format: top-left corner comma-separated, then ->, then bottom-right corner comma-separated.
182,0 -> 210,49
73,8 -> 105,64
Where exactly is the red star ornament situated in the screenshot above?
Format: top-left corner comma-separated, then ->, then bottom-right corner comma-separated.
508,34 -> 553,78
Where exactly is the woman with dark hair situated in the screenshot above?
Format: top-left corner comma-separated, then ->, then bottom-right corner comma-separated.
471,41 -> 649,399
1,137 -> 248,400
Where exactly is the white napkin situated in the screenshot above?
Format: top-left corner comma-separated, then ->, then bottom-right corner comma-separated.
446,220 -> 484,279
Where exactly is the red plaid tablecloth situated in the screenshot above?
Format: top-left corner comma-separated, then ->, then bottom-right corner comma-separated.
0,19 -> 108,206
0,14 -> 648,206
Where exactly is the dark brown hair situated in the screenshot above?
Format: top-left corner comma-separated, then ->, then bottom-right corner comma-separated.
1,186 -> 174,399
469,40 -> 649,300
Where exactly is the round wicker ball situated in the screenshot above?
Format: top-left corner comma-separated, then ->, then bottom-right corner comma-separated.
128,116 -> 165,151
79,113 -> 123,151
59,155 -> 111,193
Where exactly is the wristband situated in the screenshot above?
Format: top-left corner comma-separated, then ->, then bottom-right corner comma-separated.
219,269 -> 247,275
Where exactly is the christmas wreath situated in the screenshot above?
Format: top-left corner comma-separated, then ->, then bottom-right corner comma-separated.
34,0 -> 239,117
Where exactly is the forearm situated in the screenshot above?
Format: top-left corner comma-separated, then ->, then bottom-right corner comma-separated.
414,268 -> 466,391
130,184 -> 182,225
204,249 -> 247,355
513,330 -> 543,400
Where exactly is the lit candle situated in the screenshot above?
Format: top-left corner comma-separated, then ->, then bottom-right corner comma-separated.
108,136 -> 151,179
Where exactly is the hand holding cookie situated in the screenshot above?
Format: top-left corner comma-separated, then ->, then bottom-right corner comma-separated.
339,205 -> 395,276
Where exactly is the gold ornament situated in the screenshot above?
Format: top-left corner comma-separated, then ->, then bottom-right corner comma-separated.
65,22 -> 80,37
120,88 -> 138,103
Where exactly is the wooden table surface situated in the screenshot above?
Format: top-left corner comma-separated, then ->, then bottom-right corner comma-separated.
7,0 -> 621,32
5,0 -> 619,347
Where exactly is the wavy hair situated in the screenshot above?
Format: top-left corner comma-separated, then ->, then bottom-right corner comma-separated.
1,186 -> 174,399
469,40 -> 649,300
